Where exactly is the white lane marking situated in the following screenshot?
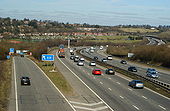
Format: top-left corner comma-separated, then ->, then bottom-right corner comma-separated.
116,82 -> 120,84
108,77 -> 111,80
73,105 -> 108,111
93,76 -> 96,79
144,87 -> 170,100
120,96 -> 124,99
158,105 -> 166,110
142,96 -> 148,99
69,101 -> 103,106
108,88 -> 112,91
28,58 -> 76,111
132,105 -> 140,110
128,88 -> 132,91
57,56 -> 114,111
13,58 -> 18,111
100,82 -> 103,84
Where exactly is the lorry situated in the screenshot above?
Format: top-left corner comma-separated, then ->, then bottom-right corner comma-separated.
58,48 -> 65,58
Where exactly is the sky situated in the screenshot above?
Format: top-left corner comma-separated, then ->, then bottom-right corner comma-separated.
0,0 -> 170,26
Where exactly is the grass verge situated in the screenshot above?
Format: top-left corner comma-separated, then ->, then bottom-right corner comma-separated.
29,57 -> 74,96
0,59 -> 12,111
77,50 -> 170,98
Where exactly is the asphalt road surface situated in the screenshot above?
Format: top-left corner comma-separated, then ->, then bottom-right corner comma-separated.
8,56 -> 74,111
81,48 -> 170,84
57,48 -> 170,111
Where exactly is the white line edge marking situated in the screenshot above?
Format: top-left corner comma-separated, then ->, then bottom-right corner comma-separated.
158,105 -> 166,110
132,105 -> 139,110
120,96 -> 124,99
13,57 -> 18,111
57,56 -> 114,111
27,58 -> 76,111
142,96 -> 147,99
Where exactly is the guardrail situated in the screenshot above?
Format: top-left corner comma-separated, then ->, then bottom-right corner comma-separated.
78,48 -> 170,92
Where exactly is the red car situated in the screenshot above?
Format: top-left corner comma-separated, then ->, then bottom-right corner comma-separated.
92,69 -> 102,75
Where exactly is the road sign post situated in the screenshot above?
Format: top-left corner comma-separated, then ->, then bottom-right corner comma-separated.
41,54 -> 56,72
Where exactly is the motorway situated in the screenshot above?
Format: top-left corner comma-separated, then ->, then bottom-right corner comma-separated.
55,48 -> 170,111
81,48 -> 170,84
8,56 -> 74,111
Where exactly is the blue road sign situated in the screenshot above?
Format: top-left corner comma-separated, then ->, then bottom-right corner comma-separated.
41,54 -> 54,61
10,48 -> 15,53
6,55 -> 10,59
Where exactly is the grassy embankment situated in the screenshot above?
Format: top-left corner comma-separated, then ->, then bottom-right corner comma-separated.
0,59 -> 12,111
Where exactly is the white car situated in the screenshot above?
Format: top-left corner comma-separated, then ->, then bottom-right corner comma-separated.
107,56 -> 112,60
89,61 -> 96,66
80,57 -> 85,61
77,61 -> 84,66
100,46 -> 103,50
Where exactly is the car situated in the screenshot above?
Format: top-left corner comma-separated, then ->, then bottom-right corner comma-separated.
146,71 -> 159,78
129,80 -> 144,89
90,49 -> 95,53
77,61 -> 84,66
146,68 -> 159,78
93,56 -> 98,60
107,56 -> 112,60
92,69 -> 102,75
70,56 -> 75,60
89,61 -> 96,66
120,60 -> 127,64
105,68 -> 115,74
80,57 -> 85,61
70,52 -> 74,55
100,46 -> 103,50
101,58 -> 107,62
74,56 -> 79,62
128,66 -> 137,72
21,76 -> 31,85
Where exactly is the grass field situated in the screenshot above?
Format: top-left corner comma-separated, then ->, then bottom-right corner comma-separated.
0,60 -> 12,111
89,35 -> 142,43
119,28 -> 159,33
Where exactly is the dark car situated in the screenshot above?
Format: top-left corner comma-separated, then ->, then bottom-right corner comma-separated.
70,56 -> 75,60
21,76 -> 31,85
70,52 -> 74,55
129,80 -> 144,89
101,58 -> 107,62
93,56 -> 98,60
120,60 -> 127,64
105,69 -> 115,75
128,66 -> 137,72
20,55 -> 24,57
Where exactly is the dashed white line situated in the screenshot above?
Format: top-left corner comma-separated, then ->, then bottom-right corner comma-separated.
108,88 -> 112,91
108,77 -> 111,80
120,96 -> 124,99
116,82 -> 120,84
100,82 -> 103,84
132,105 -> 140,110
93,76 -> 96,79
142,96 -> 148,99
158,105 -> 166,110
128,88 -> 132,91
